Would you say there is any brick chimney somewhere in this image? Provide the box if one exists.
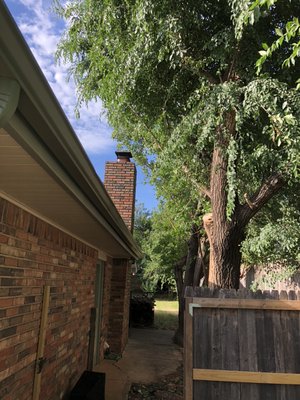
[104,151,136,232]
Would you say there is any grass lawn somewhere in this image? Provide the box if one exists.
[153,300,179,330]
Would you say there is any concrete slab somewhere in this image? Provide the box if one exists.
[95,328,182,400]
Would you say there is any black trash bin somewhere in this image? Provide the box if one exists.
[70,370,105,400]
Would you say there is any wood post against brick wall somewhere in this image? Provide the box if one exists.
[32,285,50,400]
[184,287,300,400]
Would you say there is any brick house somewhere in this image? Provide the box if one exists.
[0,3,141,400]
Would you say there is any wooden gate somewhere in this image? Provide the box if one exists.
[184,287,300,400]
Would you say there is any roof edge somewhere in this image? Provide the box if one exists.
[0,77,20,127]
[0,3,141,259]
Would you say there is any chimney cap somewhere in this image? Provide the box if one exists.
[115,151,133,161]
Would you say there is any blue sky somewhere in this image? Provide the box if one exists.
[5,0,158,211]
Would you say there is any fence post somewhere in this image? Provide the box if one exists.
[184,296,193,400]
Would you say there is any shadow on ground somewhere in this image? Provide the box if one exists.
[95,328,183,400]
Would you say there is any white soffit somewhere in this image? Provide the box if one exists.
[0,127,131,258]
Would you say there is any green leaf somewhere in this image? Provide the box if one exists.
[275,27,283,37]
[258,50,267,56]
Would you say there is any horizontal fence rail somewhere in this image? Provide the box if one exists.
[184,288,300,400]
[193,369,300,385]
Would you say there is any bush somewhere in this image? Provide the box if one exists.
[130,294,155,327]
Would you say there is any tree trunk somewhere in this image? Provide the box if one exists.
[193,237,209,287]
[174,225,199,346]
[205,217,245,288]
[205,110,285,289]
[183,224,199,287]
[207,110,241,288]
[173,256,186,347]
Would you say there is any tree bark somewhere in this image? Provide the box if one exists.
[208,220,245,288]
[205,110,285,289]
[173,255,186,347]
[207,110,240,288]
[183,224,199,287]
[193,237,209,287]
[174,225,199,346]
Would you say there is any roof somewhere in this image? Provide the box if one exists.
[0,2,141,259]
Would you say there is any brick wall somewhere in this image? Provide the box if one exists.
[104,153,136,232]
[107,259,131,354]
[104,152,136,354]
[99,259,112,360]
[0,198,106,400]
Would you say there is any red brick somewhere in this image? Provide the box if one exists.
[0,234,8,244]
[0,190,132,399]
[0,198,102,400]
[104,160,136,232]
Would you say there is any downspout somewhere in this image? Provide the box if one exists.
[0,77,20,127]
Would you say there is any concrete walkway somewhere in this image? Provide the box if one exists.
[95,328,182,400]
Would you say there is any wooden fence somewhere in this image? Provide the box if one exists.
[184,287,300,399]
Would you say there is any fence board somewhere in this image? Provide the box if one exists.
[189,298,300,310]
[210,308,221,400]
[261,311,277,399]
[184,288,300,400]
[222,308,240,399]
[238,293,259,400]
[273,308,286,398]
[184,296,193,400]
[193,308,211,399]
[193,369,300,384]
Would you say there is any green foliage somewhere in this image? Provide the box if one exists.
[256,18,300,73]
[56,0,300,280]
[130,294,155,326]
[243,0,300,81]
[56,0,300,189]
[133,202,188,293]
[133,203,152,250]
[133,203,152,286]
[243,189,300,289]
[141,202,189,292]
[242,193,300,268]
[250,265,297,291]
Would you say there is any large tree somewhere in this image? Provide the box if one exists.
[56,0,300,289]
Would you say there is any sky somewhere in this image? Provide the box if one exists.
[4,0,158,211]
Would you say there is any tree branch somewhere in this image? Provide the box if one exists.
[238,172,285,225]
[199,70,219,84]
[128,104,165,152]
[182,56,219,84]
[222,44,241,83]
[181,165,211,199]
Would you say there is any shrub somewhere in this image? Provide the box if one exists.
[130,294,155,327]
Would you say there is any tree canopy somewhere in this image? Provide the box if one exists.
[56,0,300,288]
[247,0,300,80]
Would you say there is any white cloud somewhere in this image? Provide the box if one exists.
[20,0,42,7]
[77,128,116,154]
[7,0,114,155]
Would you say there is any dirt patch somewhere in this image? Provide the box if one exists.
[128,364,183,400]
